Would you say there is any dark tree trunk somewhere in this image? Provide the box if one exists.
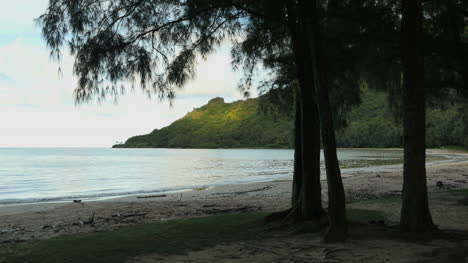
[299,0,348,242]
[299,69,324,220]
[400,0,434,234]
[286,0,324,221]
[291,96,303,206]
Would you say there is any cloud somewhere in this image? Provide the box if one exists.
[0,2,263,147]
[0,72,12,81]
[0,38,251,147]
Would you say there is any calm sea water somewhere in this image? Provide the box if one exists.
[0,148,402,205]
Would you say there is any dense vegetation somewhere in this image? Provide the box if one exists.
[114,89,466,149]
[336,88,467,148]
[113,97,293,149]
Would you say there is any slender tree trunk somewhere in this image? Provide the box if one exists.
[299,70,324,220]
[300,0,348,242]
[286,0,324,221]
[400,0,434,234]
[291,96,303,206]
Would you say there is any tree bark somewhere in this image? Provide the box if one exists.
[399,0,435,234]
[291,96,303,207]
[299,0,348,242]
[286,0,324,221]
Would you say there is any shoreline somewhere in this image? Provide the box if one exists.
[0,149,467,242]
[1,149,467,262]
[1,149,466,217]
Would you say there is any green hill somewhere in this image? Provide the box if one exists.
[113,97,294,148]
[114,90,466,149]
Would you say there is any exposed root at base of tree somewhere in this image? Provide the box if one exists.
[264,207,330,238]
[323,224,348,243]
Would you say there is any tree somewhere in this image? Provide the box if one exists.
[399,0,435,234]
[285,0,324,221]
[37,0,244,103]
[298,0,348,242]
[38,0,328,224]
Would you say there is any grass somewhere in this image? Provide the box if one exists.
[429,188,468,202]
[2,189,466,263]
[347,208,387,223]
[440,145,468,153]
[339,154,448,169]
[0,208,389,263]
[339,159,403,169]
[192,186,209,191]
[0,213,266,263]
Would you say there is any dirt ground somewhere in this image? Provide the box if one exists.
[1,149,468,262]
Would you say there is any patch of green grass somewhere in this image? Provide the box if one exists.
[347,208,387,223]
[339,154,448,169]
[340,159,404,169]
[192,186,209,191]
[429,188,468,201]
[0,213,266,263]
[356,195,401,205]
[440,145,468,153]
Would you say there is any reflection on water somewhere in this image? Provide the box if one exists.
[0,148,403,205]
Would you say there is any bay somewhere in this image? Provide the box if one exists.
[0,148,402,205]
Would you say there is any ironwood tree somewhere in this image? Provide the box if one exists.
[399,0,435,234]
[37,0,336,237]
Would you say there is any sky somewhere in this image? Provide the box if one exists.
[0,0,257,147]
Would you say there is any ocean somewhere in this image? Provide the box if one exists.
[0,148,402,205]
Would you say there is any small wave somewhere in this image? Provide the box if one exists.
[0,186,194,206]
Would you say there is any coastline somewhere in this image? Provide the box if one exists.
[1,149,467,263]
[1,149,466,217]
[0,148,460,211]
[0,150,467,238]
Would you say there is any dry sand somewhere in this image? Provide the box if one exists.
[1,149,468,262]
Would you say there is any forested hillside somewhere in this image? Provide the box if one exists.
[113,97,294,148]
[114,89,466,149]
[335,89,466,148]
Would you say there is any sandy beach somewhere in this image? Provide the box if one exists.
[1,149,468,262]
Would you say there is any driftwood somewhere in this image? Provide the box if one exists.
[202,206,257,214]
[83,211,95,224]
[112,212,147,218]
[211,186,272,196]
[137,194,166,199]
[202,204,222,208]
[73,211,95,226]
[239,242,305,263]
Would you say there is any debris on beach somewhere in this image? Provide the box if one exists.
[137,194,167,199]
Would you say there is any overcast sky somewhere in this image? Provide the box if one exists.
[0,0,256,147]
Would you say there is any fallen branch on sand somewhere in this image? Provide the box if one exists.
[112,212,147,218]
[211,186,272,196]
[73,211,95,226]
[201,206,259,214]
[137,194,166,199]
[239,242,312,263]
[83,211,95,224]
[202,204,223,208]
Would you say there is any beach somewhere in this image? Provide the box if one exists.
[1,149,468,262]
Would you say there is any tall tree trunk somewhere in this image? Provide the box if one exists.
[299,70,324,220]
[291,95,302,206]
[400,0,434,234]
[286,0,324,221]
[300,0,348,242]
